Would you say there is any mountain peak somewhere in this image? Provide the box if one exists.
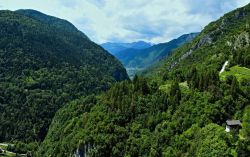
[15,9,89,39]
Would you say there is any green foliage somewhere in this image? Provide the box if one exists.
[6,141,38,155]
[220,66,250,82]
[169,81,181,108]
[238,105,250,156]
[0,10,128,142]
[2,2,250,157]
[37,3,250,156]
[193,124,232,157]
[241,106,250,140]
[187,67,220,91]
[38,78,170,156]
[39,71,250,156]
[142,3,250,82]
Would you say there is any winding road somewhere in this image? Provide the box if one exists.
[0,143,26,156]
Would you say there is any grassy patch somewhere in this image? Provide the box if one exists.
[159,83,172,93]
[159,81,189,94]
[220,66,250,82]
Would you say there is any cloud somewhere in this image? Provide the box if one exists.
[86,0,106,8]
[0,0,249,43]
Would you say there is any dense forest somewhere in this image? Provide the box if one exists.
[38,72,250,156]
[37,3,250,157]
[0,2,250,157]
[0,10,128,145]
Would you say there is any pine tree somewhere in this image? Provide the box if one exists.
[244,55,250,68]
[169,81,181,109]
[231,76,239,98]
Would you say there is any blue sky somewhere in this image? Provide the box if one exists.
[0,0,249,44]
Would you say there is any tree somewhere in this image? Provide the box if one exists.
[241,106,250,140]
[231,76,239,98]
[244,55,250,68]
[238,106,250,156]
[194,124,231,157]
[169,81,181,109]
[133,76,150,95]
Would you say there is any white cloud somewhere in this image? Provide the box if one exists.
[0,0,249,43]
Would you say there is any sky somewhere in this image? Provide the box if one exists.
[0,0,249,44]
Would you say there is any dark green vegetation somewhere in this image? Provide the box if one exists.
[39,3,250,157]
[39,72,250,156]
[0,9,128,145]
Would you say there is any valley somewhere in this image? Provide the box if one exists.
[102,33,198,77]
[0,1,250,157]
[126,67,144,79]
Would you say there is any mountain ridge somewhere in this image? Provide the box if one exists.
[101,41,152,55]
[38,3,250,157]
[142,2,250,78]
[119,32,198,68]
[15,9,89,40]
[0,9,128,143]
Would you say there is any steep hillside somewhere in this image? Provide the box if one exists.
[38,3,250,157]
[16,9,89,40]
[101,41,152,55]
[116,33,198,69]
[0,10,128,143]
[142,4,250,79]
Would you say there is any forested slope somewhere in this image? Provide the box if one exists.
[0,10,128,144]
[142,3,250,79]
[39,3,250,157]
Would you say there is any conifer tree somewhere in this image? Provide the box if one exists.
[169,81,181,109]
[231,76,239,98]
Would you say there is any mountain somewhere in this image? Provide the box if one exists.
[38,3,250,157]
[101,41,152,55]
[142,4,250,79]
[0,9,128,143]
[16,9,89,40]
[116,33,198,69]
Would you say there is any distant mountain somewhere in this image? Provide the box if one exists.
[116,33,199,69]
[0,10,128,142]
[101,41,152,55]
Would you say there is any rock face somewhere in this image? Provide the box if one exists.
[144,3,250,77]
[234,32,250,49]
[74,143,94,157]
[167,8,250,71]
[74,148,82,157]
[169,33,212,70]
